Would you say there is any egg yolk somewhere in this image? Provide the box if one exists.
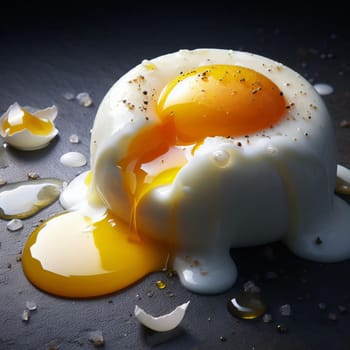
[157,65,286,143]
[2,107,54,136]
[22,64,286,298]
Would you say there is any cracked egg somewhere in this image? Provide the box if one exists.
[21,48,350,298]
[0,102,59,150]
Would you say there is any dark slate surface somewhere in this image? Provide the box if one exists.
[0,3,350,350]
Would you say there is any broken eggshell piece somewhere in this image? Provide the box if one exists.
[134,301,190,332]
[0,102,59,150]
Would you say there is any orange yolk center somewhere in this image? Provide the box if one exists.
[157,64,286,142]
[2,107,54,136]
[22,64,286,298]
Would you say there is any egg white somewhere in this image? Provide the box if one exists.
[69,48,350,294]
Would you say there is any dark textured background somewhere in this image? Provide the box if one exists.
[1,2,350,349]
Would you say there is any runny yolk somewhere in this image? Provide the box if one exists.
[2,107,54,136]
[21,64,286,298]
[22,210,169,298]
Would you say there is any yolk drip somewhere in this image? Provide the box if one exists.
[22,210,169,298]
[157,65,286,142]
[22,64,286,298]
[2,107,54,136]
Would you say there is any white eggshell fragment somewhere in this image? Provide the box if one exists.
[134,301,190,332]
[0,102,59,150]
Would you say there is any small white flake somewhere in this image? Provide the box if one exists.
[21,309,30,322]
[25,301,37,311]
[88,330,104,347]
[280,304,292,316]
[63,92,75,100]
[7,219,23,231]
[313,83,334,96]
[27,171,40,180]
[0,176,7,185]
[69,134,80,144]
[76,92,93,107]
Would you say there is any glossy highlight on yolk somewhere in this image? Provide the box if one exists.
[2,107,54,136]
[22,210,169,298]
[157,65,286,142]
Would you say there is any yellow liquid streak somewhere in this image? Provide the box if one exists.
[2,108,54,136]
[130,167,182,247]
[22,210,169,298]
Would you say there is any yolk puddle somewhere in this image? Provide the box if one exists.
[22,64,286,298]
[2,107,54,136]
[22,210,169,298]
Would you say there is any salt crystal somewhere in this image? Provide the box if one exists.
[279,304,292,316]
[21,309,30,322]
[63,92,75,100]
[27,171,40,180]
[276,324,288,333]
[76,92,93,107]
[7,219,23,231]
[69,134,80,144]
[60,151,87,167]
[0,176,7,185]
[25,301,37,311]
[313,83,334,96]
[88,330,104,347]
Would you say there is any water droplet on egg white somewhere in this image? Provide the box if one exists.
[313,83,334,96]
[60,151,87,167]
[212,150,230,167]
